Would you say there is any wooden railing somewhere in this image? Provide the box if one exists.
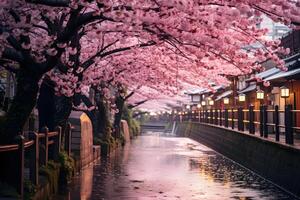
[178,104,300,146]
[0,123,73,198]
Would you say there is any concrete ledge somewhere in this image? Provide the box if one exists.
[176,122,300,197]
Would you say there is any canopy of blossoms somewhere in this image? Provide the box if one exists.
[1,0,300,112]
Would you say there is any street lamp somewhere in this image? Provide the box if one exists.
[280,86,290,98]
[209,99,214,106]
[238,93,246,102]
[197,103,201,109]
[201,100,206,106]
[256,89,264,100]
[186,104,191,110]
[223,97,229,105]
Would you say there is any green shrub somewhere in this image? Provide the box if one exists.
[131,119,140,136]
[94,135,115,146]
[122,106,141,137]
[93,137,104,145]
[24,180,36,199]
[120,133,125,146]
[58,152,75,185]
[39,160,60,194]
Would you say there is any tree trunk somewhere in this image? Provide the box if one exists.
[85,110,97,136]
[0,70,40,144]
[53,95,73,150]
[37,78,56,131]
[113,95,124,139]
[54,95,73,128]
[95,97,111,139]
[0,69,41,193]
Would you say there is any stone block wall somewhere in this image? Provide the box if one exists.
[176,122,300,196]
[69,111,94,168]
[121,120,130,143]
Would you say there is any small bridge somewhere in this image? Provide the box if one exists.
[140,122,168,133]
[140,122,178,135]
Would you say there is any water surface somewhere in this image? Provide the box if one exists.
[56,132,298,200]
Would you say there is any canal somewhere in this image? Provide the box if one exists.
[56,132,298,200]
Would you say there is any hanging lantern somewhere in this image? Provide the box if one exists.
[238,93,246,102]
[197,103,201,109]
[280,86,290,98]
[223,97,229,105]
[186,105,191,109]
[256,89,264,100]
[201,100,206,106]
[209,100,214,106]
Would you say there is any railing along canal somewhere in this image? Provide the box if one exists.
[0,123,73,198]
[178,105,300,146]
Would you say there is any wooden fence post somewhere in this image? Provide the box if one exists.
[238,107,244,131]
[231,108,235,129]
[219,109,222,126]
[210,109,213,124]
[263,105,268,138]
[29,132,39,186]
[249,105,255,134]
[274,105,280,141]
[65,123,72,156]
[285,104,293,145]
[40,127,49,166]
[16,135,25,198]
[259,105,264,137]
[53,126,62,161]
[224,109,229,128]
[199,110,201,122]
[214,110,218,125]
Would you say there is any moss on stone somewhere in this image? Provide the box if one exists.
[58,151,75,185]
[39,160,60,195]
[122,106,141,137]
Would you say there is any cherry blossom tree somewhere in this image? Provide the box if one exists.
[1,0,300,144]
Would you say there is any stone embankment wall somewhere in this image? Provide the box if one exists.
[121,120,130,143]
[69,111,99,168]
[176,122,300,197]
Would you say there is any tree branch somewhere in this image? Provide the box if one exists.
[128,99,148,109]
[124,91,135,101]
[81,39,119,70]
[25,0,70,7]
[2,48,24,63]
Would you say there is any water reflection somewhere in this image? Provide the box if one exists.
[80,162,93,200]
[56,133,298,200]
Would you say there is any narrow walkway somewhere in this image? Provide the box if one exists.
[56,133,298,200]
